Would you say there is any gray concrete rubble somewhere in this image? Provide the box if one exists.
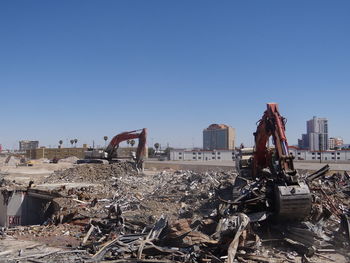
[0,162,349,262]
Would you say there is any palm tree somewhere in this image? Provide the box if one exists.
[130,139,135,147]
[58,140,63,149]
[103,136,108,148]
[74,139,78,148]
[154,143,160,153]
[70,139,74,148]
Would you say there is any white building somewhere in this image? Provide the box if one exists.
[289,146,350,162]
[170,149,235,161]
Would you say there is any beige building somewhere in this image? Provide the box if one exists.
[26,147,88,160]
[329,137,344,150]
[203,124,235,150]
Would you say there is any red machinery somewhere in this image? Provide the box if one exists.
[83,128,147,170]
[105,128,147,166]
[252,103,311,219]
[253,103,297,182]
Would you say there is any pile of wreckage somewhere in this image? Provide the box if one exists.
[0,163,349,262]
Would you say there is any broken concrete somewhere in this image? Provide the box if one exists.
[0,162,349,262]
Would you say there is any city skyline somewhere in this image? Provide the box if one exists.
[2,113,347,151]
[1,1,349,149]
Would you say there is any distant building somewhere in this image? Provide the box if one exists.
[298,116,328,151]
[289,146,350,162]
[170,149,235,161]
[298,134,309,149]
[26,146,87,160]
[19,140,39,151]
[203,124,235,150]
[27,146,147,160]
[329,137,344,150]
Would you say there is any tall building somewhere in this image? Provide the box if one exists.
[298,134,309,149]
[19,140,39,151]
[298,116,328,151]
[203,124,235,150]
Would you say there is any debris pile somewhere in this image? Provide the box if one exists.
[0,163,349,262]
[35,158,50,163]
[57,156,80,164]
[0,155,21,166]
[43,162,138,184]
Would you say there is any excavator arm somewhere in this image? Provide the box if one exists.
[251,103,311,219]
[253,103,297,182]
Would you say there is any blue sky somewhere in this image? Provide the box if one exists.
[1,1,349,149]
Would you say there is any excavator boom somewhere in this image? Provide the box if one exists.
[251,103,311,220]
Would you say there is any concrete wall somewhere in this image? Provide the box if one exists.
[26,147,87,160]
[0,190,25,227]
[0,190,53,227]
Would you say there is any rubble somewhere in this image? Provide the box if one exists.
[57,156,80,164]
[42,162,138,184]
[307,164,330,182]
[0,156,21,166]
[0,163,349,262]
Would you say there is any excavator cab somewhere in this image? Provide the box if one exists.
[235,147,254,179]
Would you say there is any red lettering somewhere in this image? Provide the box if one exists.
[8,216,20,226]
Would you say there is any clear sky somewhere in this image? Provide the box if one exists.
[1,1,349,149]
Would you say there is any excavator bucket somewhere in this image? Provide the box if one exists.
[275,182,312,220]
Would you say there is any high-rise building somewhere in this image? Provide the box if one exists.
[203,124,235,150]
[19,140,39,151]
[298,134,309,149]
[298,116,328,151]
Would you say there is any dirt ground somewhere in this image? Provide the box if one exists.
[0,162,74,184]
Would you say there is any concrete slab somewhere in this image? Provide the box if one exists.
[0,190,54,227]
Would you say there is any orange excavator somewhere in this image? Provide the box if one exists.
[105,128,147,165]
[251,103,311,219]
[82,128,147,170]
